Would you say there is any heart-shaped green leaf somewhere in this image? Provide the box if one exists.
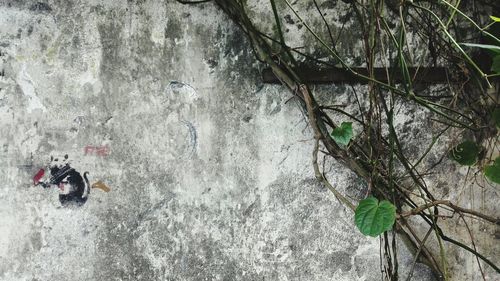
[355,197,396,237]
[331,122,353,146]
[450,141,480,166]
[484,157,500,184]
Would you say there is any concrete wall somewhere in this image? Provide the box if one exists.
[0,0,479,280]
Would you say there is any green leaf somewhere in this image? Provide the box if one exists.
[450,141,480,166]
[492,108,500,128]
[484,157,500,184]
[492,55,500,74]
[491,16,500,22]
[461,43,500,55]
[331,122,353,146]
[355,197,396,237]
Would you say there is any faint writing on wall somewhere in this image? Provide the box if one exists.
[84,145,109,156]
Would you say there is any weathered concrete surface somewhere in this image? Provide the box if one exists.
[0,0,458,280]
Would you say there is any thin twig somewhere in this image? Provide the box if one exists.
[399,200,499,225]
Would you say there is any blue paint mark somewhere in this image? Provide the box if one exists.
[182,120,197,156]
[167,81,196,92]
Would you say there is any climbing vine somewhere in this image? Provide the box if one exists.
[177,0,499,280]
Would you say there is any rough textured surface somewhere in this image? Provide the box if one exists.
[0,1,492,280]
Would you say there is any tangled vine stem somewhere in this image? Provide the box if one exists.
[398,200,499,224]
[177,0,499,280]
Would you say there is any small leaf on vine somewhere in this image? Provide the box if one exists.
[450,141,480,166]
[492,108,500,128]
[490,15,500,22]
[461,43,500,55]
[484,157,500,184]
[331,122,353,146]
[354,197,396,237]
[492,55,500,74]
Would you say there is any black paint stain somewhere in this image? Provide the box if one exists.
[284,15,295,25]
[29,2,52,13]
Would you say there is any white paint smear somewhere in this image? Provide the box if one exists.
[17,64,46,113]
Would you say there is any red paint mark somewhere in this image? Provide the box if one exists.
[96,146,109,156]
[84,145,109,156]
[33,169,45,185]
[84,145,94,155]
